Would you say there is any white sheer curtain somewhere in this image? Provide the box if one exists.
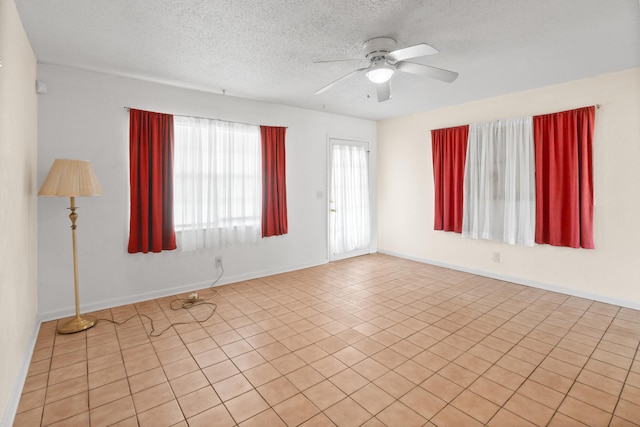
[330,143,371,256]
[173,116,261,250]
[462,117,536,246]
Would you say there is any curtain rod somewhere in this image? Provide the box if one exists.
[123,107,287,129]
[431,104,600,133]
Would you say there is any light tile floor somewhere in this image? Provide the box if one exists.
[14,253,640,426]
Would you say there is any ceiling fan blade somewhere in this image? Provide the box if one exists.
[376,80,391,102]
[387,43,439,62]
[397,61,459,83]
[315,67,368,95]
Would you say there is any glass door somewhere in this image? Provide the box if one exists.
[329,139,371,260]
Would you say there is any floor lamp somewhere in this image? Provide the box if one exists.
[39,159,103,334]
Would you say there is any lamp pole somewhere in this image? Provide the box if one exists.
[57,196,96,334]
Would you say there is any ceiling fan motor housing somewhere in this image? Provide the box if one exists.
[363,37,397,62]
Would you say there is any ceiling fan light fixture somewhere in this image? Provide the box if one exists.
[366,63,395,84]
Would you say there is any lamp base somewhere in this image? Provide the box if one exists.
[57,315,97,334]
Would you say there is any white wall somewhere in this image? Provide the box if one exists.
[377,68,640,309]
[0,0,39,423]
[37,64,377,319]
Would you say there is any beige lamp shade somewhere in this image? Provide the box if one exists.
[39,159,103,197]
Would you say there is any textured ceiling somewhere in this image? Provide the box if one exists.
[15,0,640,121]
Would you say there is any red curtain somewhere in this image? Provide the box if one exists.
[533,106,595,249]
[128,109,177,253]
[431,125,469,233]
[260,126,288,237]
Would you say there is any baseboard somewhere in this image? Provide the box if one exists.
[38,258,330,322]
[378,250,640,311]
[38,249,640,321]
[1,319,41,427]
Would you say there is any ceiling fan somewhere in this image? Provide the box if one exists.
[315,37,458,102]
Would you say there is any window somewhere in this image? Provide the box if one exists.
[432,106,594,249]
[173,116,261,250]
[462,117,536,246]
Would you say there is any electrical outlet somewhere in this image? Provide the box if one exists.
[215,256,223,268]
[492,252,501,263]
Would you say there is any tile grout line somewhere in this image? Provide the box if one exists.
[604,314,640,426]
[431,283,566,425]
[531,301,619,426]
